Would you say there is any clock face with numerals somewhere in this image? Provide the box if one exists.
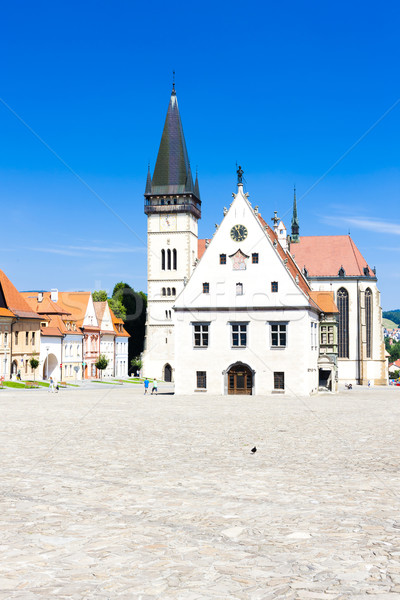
[160,214,177,231]
[230,224,248,242]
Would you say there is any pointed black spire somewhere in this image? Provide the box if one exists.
[291,186,300,243]
[144,163,152,195]
[185,162,194,193]
[151,89,196,197]
[194,168,200,200]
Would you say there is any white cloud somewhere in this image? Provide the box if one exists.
[323,215,400,235]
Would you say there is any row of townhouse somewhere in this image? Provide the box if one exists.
[0,269,130,381]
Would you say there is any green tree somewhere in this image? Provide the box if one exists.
[112,282,147,368]
[29,355,39,382]
[383,310,400,327]
[108,296,126,320]
[389,342,400,362]
[95,354,109,379]
[389,370,400,380]
[92,290,108,302]
[130,356,143,376]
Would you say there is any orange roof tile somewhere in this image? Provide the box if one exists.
[291,236,374,277]
[309,291,339,313]
[0,307,15,317]
[109,307,130,337]
[0,270,41,319]
[21,292,71,316]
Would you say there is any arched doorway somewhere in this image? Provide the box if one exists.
[164,363,172,382]
[227,363,253,395]
[43,353,59,379]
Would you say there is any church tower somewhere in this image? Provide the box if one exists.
[142,85,201,382]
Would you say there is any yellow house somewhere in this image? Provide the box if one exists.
[0,270,42,380]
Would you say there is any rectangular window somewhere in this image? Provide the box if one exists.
[203,282,209,294]
[271,281,278,293]
[321,326,327,344]
[196,371,207,389]
[193,323,209,347]
[236,282,243,295]
[271,323,287,347]
[274,371,285,390]
[328,326,334,344]
[26,332,29,345]
[15,331,18,344]
[220,254,226,265]
[31,332,35,345]
[252,253,259,264]
[231,323,247,347]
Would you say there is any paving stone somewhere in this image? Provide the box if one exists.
[0,385,400,597]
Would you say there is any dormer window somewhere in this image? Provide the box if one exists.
[338,266,345,277]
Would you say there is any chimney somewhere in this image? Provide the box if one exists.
[50,289,58,302]
[38,292,43,303]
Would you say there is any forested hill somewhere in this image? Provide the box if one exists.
[383,310,400,327]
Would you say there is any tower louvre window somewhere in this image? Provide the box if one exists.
[337,287,349,358]
[161,249,165,270]
[167,249,171,270]
[173,249,177,270]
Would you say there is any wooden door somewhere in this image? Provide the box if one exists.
[228,365,252,395]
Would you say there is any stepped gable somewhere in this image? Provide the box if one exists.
[292,235,374,277]
[0,270,41,319]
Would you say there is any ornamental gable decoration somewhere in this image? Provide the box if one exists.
[229,249,249,270]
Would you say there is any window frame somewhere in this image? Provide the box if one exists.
[274,371,285,390]
[196,371,207,389]
[270,322,287,348]
[231,322,248,348]
[192,322,210,348]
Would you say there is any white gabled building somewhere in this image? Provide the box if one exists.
[94,301,116,378]
[174,181,322,396]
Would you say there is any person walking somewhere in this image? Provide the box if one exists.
[144,377,149,394]
[48,377,54,393]
[151,379,158,395]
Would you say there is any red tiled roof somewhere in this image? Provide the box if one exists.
[109,307,130,337]
[309,291,339,313]
[41,326,63,337]
[291,235,374,277]
[389,359,400,368]
[0,307,15,317]
[0,270,41,319]
[21,292,71,316]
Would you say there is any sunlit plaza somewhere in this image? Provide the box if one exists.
[1,384,400,598]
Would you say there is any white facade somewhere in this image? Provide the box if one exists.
[0,319,12,380]
[174,184,321,396]
[62,334,83,380]
[114,336,129,377]
[41,336,62,382]
[143,210,199,381]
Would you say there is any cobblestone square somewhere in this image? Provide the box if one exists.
[1,385,400,599]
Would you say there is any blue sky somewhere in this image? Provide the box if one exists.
[0,1,399,308]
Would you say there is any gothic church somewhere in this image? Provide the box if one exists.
[141,86,387,394]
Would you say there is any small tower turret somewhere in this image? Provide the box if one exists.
[291,186,300,243]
